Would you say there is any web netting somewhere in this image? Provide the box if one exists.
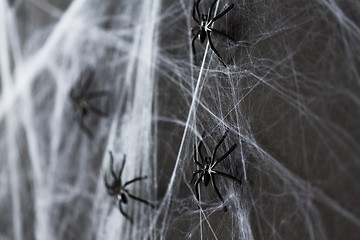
[1,0,360,239]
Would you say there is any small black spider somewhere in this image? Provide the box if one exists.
[104,152,154,223]
[190,130,241,212]
[70,69,109,139]
[192,0,235,66]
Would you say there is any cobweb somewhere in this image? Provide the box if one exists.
[1,0,360,239]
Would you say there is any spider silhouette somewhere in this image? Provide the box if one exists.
[70,69,109,139]
[192,0,235,65]
[190,130,241,212]
[104,152,154,223]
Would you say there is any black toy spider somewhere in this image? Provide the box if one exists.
[191,130,241,212]
[70,69,109,139]
[104,152,154,223]
[192,0,235,65]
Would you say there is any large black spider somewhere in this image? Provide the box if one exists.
[192,0,235,66]
[190,130,241,212]
[104,152,154,223]
[70,69,109,139]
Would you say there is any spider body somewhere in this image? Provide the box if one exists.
[199,14,209,43]
[104,152,154,223]
[70,69,110,139]
[200,157,214,186]
[70,93,89,117]
[191,130,241,212]
[192,0,235,65]
[105,176,127,203]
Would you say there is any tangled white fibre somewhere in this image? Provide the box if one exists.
[1,0,360,239]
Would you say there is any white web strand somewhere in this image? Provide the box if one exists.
[1,0,360,239]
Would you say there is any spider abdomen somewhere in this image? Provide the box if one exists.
[200,30,207,43]
[120,193,128,204]
[203,172,210,186]
[81,107,88,116]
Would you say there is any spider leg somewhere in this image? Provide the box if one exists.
[194,174,203,201]
[193,144,202,167]
[104,173,111,192]
[208,0,218,19]
[88,103,108,117]
[191,26,200,35]
[215,170,242,185]
[210,4,234,24]
[192,0,200,23]
[211,175,227,212]
[190,170,202,184]
[210,28,235,41]
[124,176,148,187]
[126,191,154,208]
[118,202,133,224]
[104,174,109,187]
[81,69,95,92]
[213,143,237,168]
[197,138,206,164]
[87,90,110,100]
[211,130,228,165]
[69,88,78,102]
[76,116,93,139]
[207,31,226,66]
[118,155,126,180]
[195,0,201,20]
[192,30,200,62]
[109,151,118,180]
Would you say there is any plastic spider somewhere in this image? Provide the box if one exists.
[70,69,109,139]
[192,0,235,65]
[104,152,154,223]
[191,130,241,212]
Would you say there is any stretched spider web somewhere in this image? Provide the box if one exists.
[0,0,360,239]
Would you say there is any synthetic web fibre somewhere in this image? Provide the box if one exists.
[0,0,360,239]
